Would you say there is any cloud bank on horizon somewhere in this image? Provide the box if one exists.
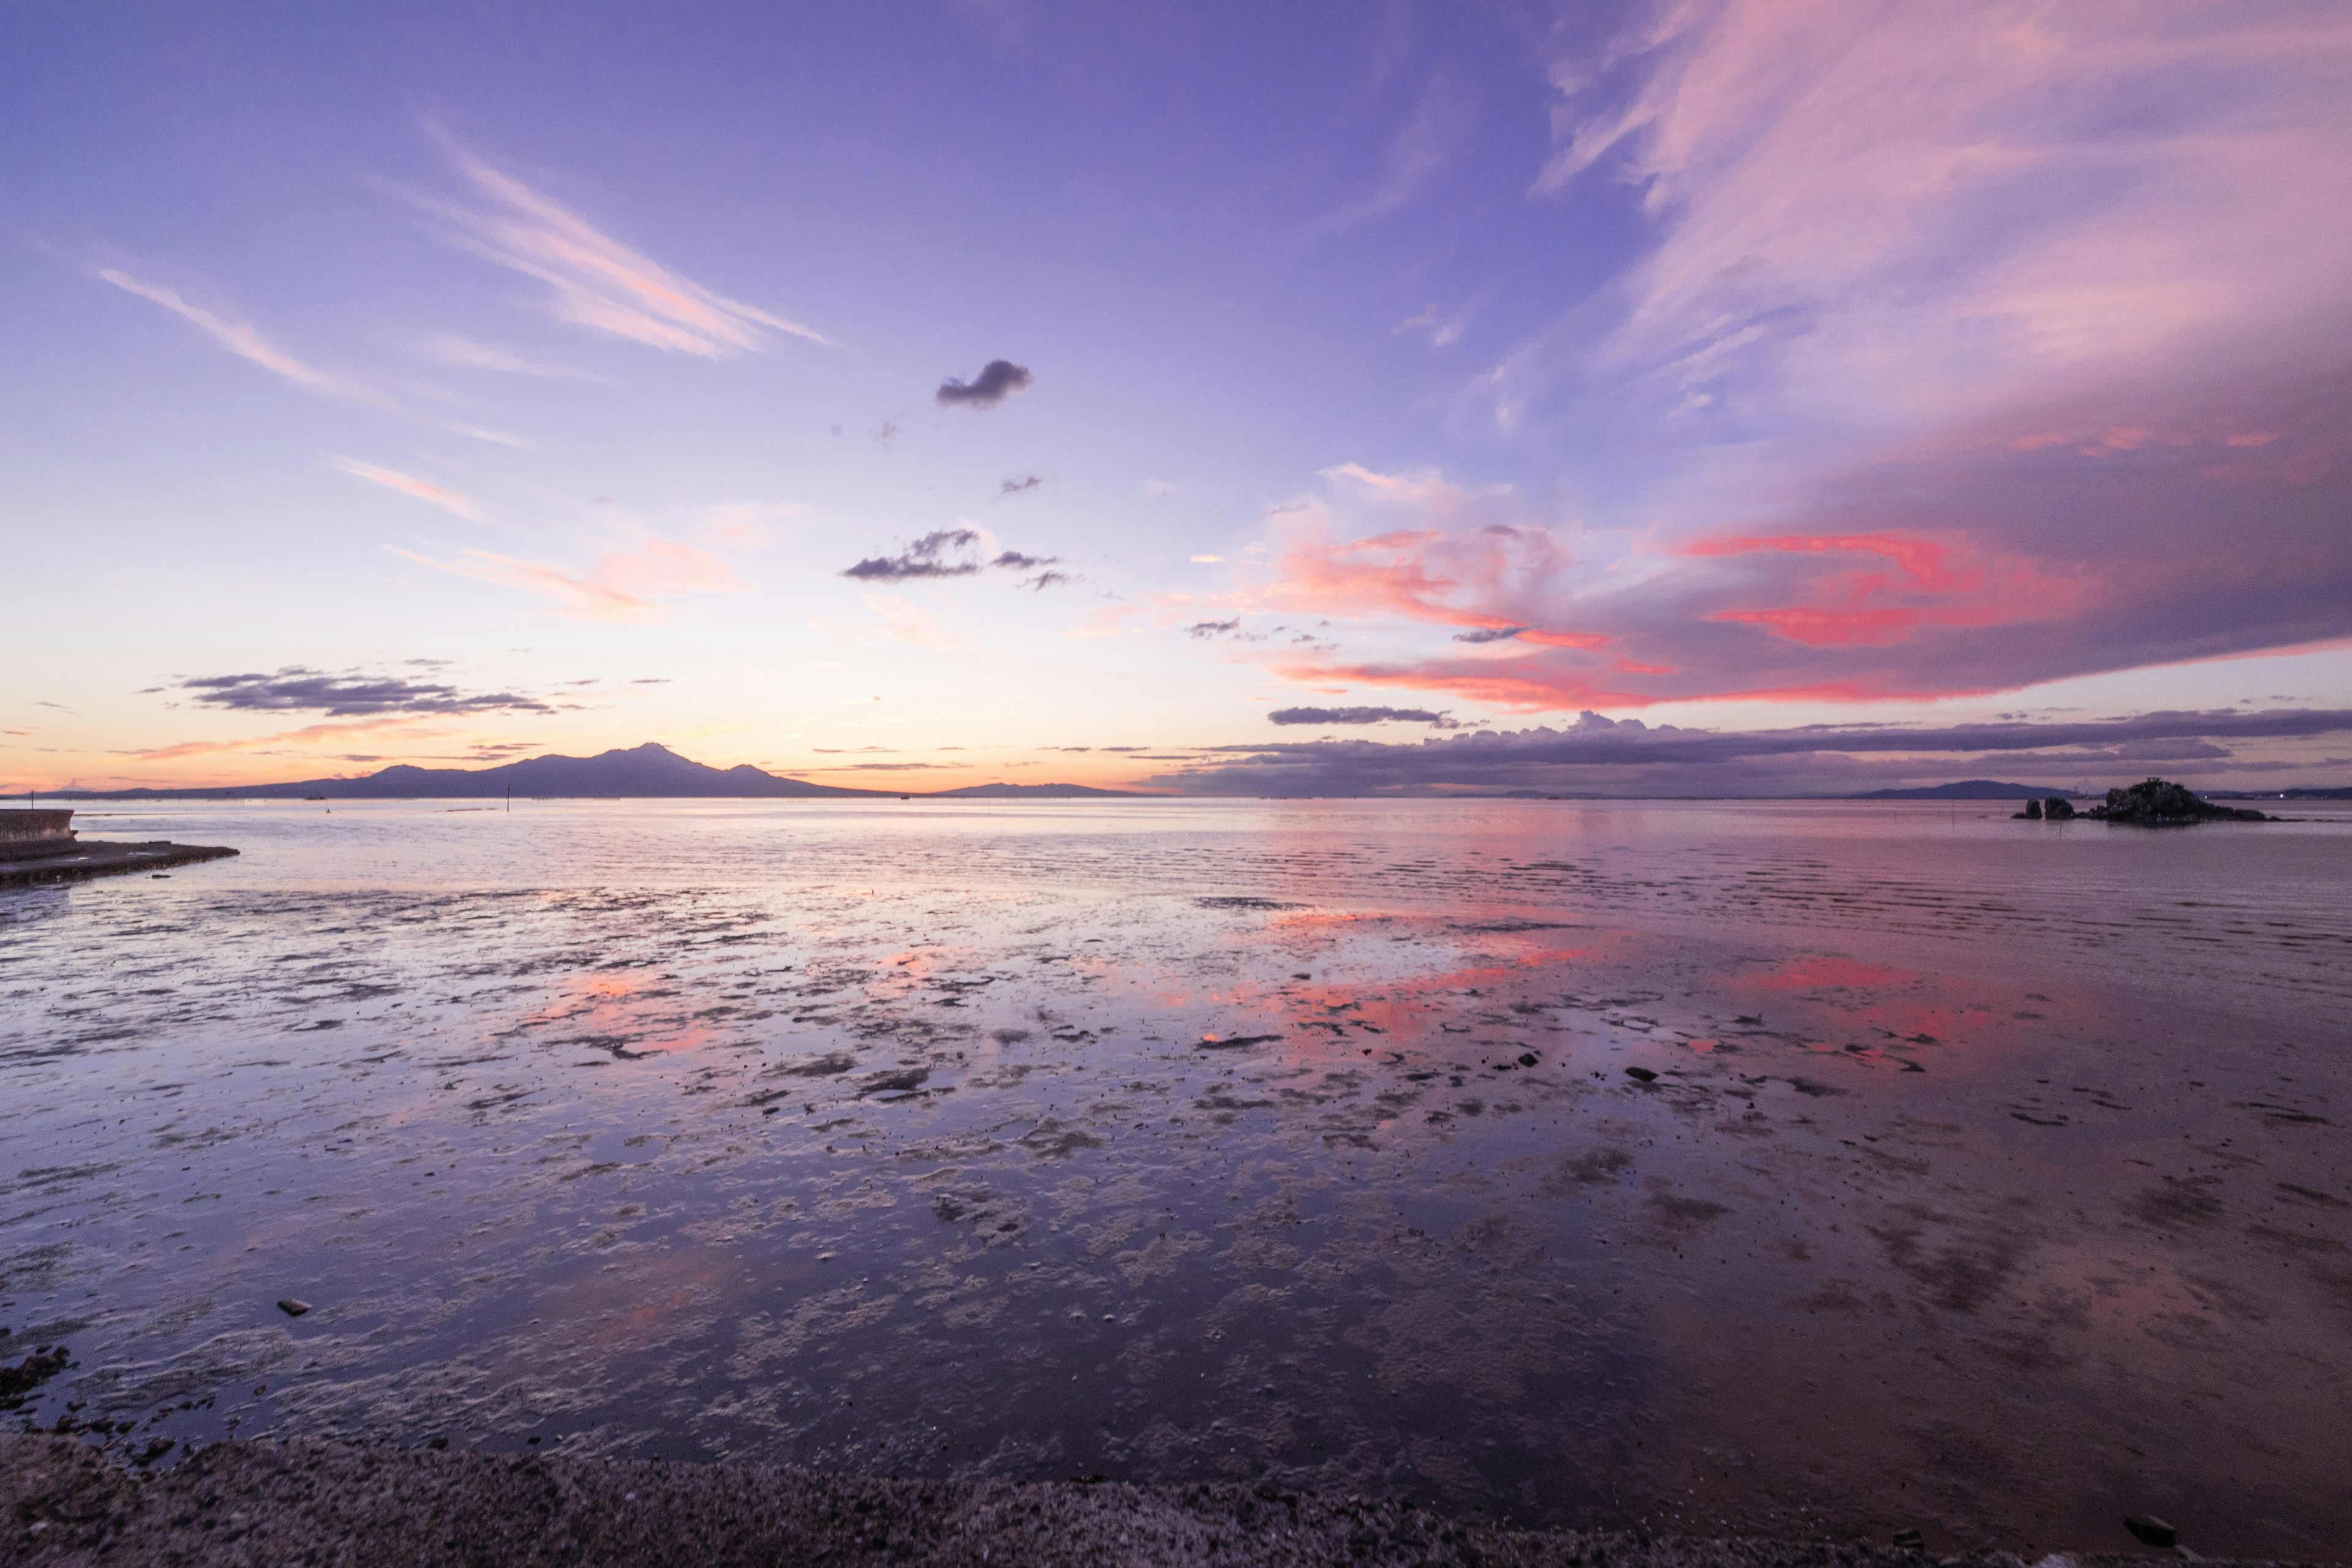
[4,0,2347,792]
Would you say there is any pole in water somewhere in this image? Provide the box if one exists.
[505,784,511,813]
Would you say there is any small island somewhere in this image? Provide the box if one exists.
[2018,777,2270,826]
[0,809,238,888]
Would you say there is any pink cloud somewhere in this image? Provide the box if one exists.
[416,130,827,357]
[1528,1,2352,440]
[393,536,745,623]
[332,458,481,520]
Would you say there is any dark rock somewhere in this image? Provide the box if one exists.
[2125,1514,2179,1547]
[1517,1052,1540,1068]
[0,1345,70,1411]
[2087,778,2268,825]
[2016,799,2043,820]
[1624,1066,1659,1083]
[276,1300,311,1317]
[1891,1529,1924,1549]
[2043,797,2075,820]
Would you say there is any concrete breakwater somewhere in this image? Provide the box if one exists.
[0,809,236,888]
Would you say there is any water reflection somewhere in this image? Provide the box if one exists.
[1,800,2347,1556]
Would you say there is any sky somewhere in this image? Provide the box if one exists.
[6,0,2350,797]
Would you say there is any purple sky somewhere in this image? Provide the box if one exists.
[6,1,2349,796]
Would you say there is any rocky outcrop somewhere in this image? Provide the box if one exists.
[2011,797,2075,820]
[2084,777,2269,824]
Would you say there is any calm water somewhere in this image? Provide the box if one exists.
[4,799,2348,1555]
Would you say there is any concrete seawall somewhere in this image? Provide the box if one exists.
[0,810,236,888]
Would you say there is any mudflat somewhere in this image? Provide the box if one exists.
[2,799,2345,1560]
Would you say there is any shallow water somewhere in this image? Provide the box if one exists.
[3,799,2348,1556]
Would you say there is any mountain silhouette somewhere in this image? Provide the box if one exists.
[44,744,1145,801]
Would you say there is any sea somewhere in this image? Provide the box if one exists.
[3,797,2348,1556]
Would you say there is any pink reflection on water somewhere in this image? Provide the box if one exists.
[511,972,715,1057]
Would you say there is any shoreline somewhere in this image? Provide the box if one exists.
[1,1434,2298,1567]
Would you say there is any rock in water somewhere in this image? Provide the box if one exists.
[2016,799,2044,820]
[276,1299,311,1317]
[2124,1514,2179,1547]
[2045,797,2075,820]
[1624,1066,1659,1082]
[2086,778,2268,824]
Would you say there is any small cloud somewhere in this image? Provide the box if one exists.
[332,457,482,520]
[873,418,902,448]
[991,550,1055,570]
[997,473,1044,499]
[843,529,984,581]
[936,359,1033,409]
[1188,619,1243,640]
[631,677,670,684]
[1268,706,1458,728]
[1452,625,1529,644]
[1022,570,1072,592]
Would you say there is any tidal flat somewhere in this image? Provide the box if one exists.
[2,799,2346,1558]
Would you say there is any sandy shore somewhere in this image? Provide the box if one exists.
[1,1434,2289,1568]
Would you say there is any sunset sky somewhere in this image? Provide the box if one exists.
[7,0,2350,796]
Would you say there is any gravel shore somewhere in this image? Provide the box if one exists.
[1,1436,2312,1568]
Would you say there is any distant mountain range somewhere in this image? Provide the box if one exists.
[39,744,1148,801]
[1849,780,2076,800]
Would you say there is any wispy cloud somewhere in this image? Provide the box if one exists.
[862,593,968,649]
[422,333,599,380]
[97,268,379,404]
[415,130,828,356]
[122,715,454,764]
[1304,72,1478,241]
[332,458,482,520]
[94,266,522,444]
[393,535,745,623]
[1523,1,2352,439]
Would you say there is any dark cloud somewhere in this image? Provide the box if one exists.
[1188,619,1242,639]
[935,360,1034,409]
[997,473,1043,499]
[843,529,984,581]
[1452,626,1528,644]
[1269,706,1458,727]
[175,666,554,718]
[1150,707,2352,797]
[992,551,1056,570]
[1022,570,1073,592]
[630,677,671,684]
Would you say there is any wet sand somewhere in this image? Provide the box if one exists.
[2,799,2346,1559]
[1,1431,2318,1567]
